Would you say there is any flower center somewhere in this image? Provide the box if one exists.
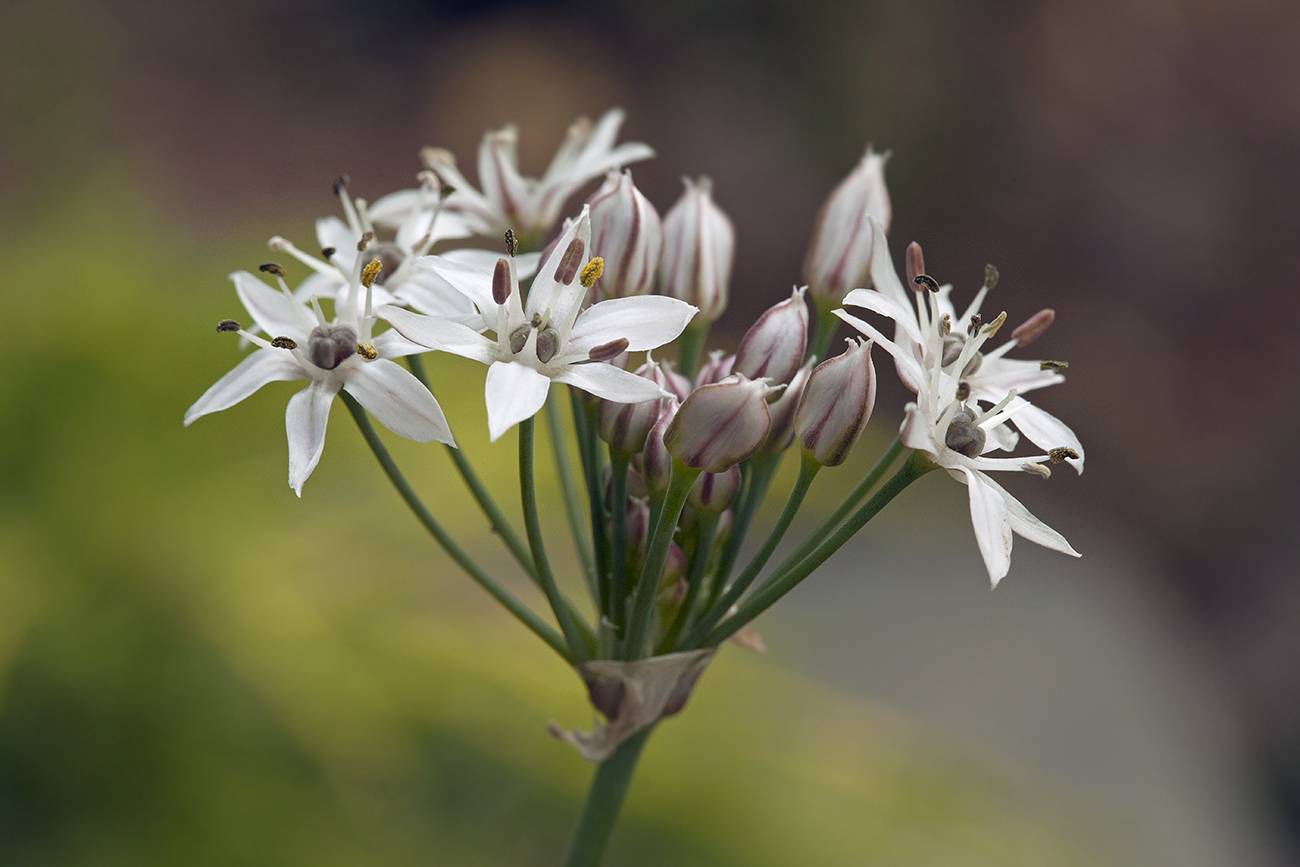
[308,324,358,370]
[944,405,986,457]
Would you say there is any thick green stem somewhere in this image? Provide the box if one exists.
[546,391,598,603]
[571,392,609,584]
[704,451,931,646]
[607,450,632,647]
[341,392,571,661]
[623,459,700,659]
[704,453,782,612]
[684,451,821,648]
[519,417,590,662]
[561,727,654,867]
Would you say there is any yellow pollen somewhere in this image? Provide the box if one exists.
[360,258,383,288]
[356,343,378,360]
[579,257,604,289]
[1040,360,1070,372]
[982,311,1007,340]
[259,262,286,278]
[271,336,298,350]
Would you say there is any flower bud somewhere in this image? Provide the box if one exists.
[733,286,809,387]
[803,147,891,302]
[795,338,877,466]
[693,350,735,389]
[658,360,693,402]
[587,170,664,299]
[660,177,735,322]
[761,358,813,455]
[688,464,742,514]
[598,358,668,453]
[664,374,782,473]
[641,399,679,498]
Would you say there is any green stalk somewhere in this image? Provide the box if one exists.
[519,417,590,662]
[623,459,700,659]
[404,354,539,583]
[684,451,820,648]
[571,392,610,583]
[546,391,598,603]
[607,450,632,646]
[675,320,710,381]
[341,392,570,661]
[659,511,719,654]
[703,451,932,646]
[561,727,654,867]
[704,453,781,610]
[808,294,841,364]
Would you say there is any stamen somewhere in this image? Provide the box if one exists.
[554,237,586,285]
[420,147,456,172]
[356,230,374,252]
[356,343,378,360]
[579,257,604,289]
[1022,462,1051,479]
[905,242,926,288]
[321,246,337,259]
[1049,447,1079,463]
[967,313,983,337]
[492,258,511,305]
[913,274,940,293]
[216,319,241,333]
[1011,308,1055,347]
[981,311,1007,340]
[360,257,383,289]
[939,313,951,337]
[259,262,287,278]
[971,388,1017,427]
[586,337,629,363]
[271,336,299,350]
[1040,360,1069,372]
[956,381,971,401]
[333,174,349,196]
[504,229,518,258]
[984,264,999,290]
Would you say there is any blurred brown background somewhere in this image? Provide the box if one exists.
[3,0,1298,863]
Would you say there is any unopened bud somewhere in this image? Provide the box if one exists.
[688,464,742,515]
[1011,308,1055,347]
[803,147,891,301]
[660,177,734,322]
[588,170,664,298]
[795,338,876,466]
[762,359,813,455]
[693,350,735,389]
[599,359,667,454]
[733,286,809,387]
[664,374,781,473]
[641,399,679,497]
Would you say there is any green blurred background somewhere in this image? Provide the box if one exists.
[3,0,1298,864]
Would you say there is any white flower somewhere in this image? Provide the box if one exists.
[379,206,697,442]
[416,108,654,244]
[265,173,539,327]
[839,218,1084,472]
[184,257,455,496]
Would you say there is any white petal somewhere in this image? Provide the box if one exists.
[342,359,455,446]
[977,472,1080,558]
[867,218,911,311]
[184,350,305,426]
[835,310,927,393]
[231,271,312,337]
[378,305,495,363]
[391,270,480,319]
[292,270,346,306]
[484,361,551,442]
[371,327,434,359]
[418,254,498,313]
[441,247,541,279]
[841,287,923,347]
[1001,398,1085,473]
[316,215,357,260]
[555,362,668,404]
[286,380,338,497]
[526,208,591,323]
[566,296,697,353]
[899,403,934,453]
[959,467,1012,586]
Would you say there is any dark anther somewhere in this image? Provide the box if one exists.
[504,229,518,257]
[554,238,585,285]
[216,319,241,333]
[956,381,971,401]
[271,336,298,350]
[913,274,940,293]
[321,246,337,259]
[332,174,350,196]
[1040,360,1069,372]
[984,264,1000,290]
[967,313,983,337]
[356,230,374,252]
[1049,447,1079,463]
[259,262,287,277]
[587,337,629,363]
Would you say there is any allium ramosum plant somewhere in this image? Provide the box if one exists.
[186,108,1084,866]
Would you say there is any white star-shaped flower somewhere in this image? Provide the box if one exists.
[185,255,454,496]
[410,108,654,244]
[265,173,539,328]
[379,206,697,442]
[839,218,1084,473]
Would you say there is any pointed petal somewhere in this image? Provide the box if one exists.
[899,402,934,453]
[286,380,338,497]
[977,472,1080,558]
[835,310,927,392]
[841,287,923,347]
[231,271,313,337]
[566,296,697,353]
[526,208,591,323]
[343,359,455,445]
[292,270,346,306]
[316,215,357,261]
[484,361,551,441]
[417,254,498,314]
[555,362,668,404]
[378,305,496,363]
[959,467,1012,586]
[184,350,305,426]
[867,217,911,310]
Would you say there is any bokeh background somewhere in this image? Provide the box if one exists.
[3,0,1298,863]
